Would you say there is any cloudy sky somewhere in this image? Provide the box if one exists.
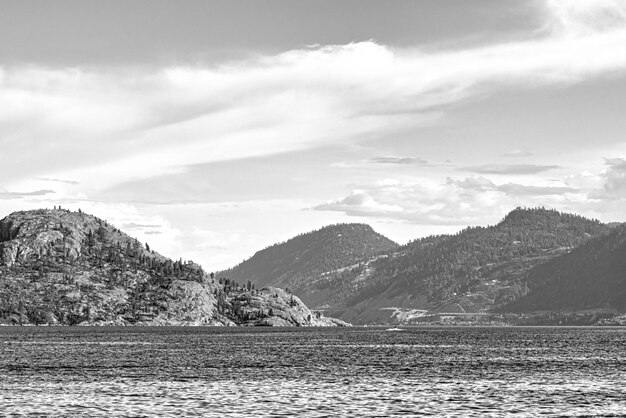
[2,0,626,270]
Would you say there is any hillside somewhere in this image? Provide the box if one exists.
[503,225,626,313]
[0,209,348,327]
[219,223,398,306]
[325,208,611,324]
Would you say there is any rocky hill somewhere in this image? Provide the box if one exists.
[0,209,349,327]
[219,223,398,307]
[502,224,626,314]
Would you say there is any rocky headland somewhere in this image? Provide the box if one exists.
[0,209,350,327]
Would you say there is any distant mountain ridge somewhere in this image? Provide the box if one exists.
[0,209,348,327]
[219,223,398,302]
[219,207,615,325]
[331,207,611,323]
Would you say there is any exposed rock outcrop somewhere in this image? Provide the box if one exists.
[234,287,351,327]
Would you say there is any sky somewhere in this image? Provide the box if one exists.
[2,0,626,270]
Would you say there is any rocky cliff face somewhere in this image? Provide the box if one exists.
[0,209,349,327]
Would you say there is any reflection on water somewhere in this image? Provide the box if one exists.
[1,327,625,416]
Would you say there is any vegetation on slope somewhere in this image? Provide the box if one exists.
[503,224,626,313]
[220,223,398,293]
[340,208,610,318]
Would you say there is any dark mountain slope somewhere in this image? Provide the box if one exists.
[220,223,398,302]
[0,209,347,326]
[503,225,626,313]
[330,208,610,324]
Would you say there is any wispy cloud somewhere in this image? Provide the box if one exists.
[1,1,625,191]
[37,177,80,185]
[544,0,626,36]
[0,189,55,199]
[122,222,163,230]
[496,183,577,196]
[371,156,429,165]
[502,150,534,158]
[461,164,560,175]
[447,177,578,196]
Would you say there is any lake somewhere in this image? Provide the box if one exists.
[1,326,625,416]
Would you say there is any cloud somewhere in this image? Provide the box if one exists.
[502,150,534,158]
[313,177,500,225]
[315,190,404,218]
[1,0,626,192]
[496,183,577,196]
[446,176,496,192]
[37,177,80,185]
[593,157,626,199]
[447,177,580,197]
[371,156,430,165]
[0,189,55,199]
[461,164,560,175]
[544,0,626,36]
[122,222,163,230]
[314,174,588,226]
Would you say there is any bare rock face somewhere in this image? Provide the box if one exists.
[153,280,218,325]
[0,210,100,267]
[0,243,18,268]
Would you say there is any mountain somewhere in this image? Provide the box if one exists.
[216,207,611,325]
[219,223,398,307]
[502,224,626,313]
[323,208,612,324]
[0,209,348,327]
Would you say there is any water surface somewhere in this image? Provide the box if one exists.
[1,326,625,416]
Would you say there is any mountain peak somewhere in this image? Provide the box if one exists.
[498,207,602,230]
[0,208,165,269]
[222,222,398,290]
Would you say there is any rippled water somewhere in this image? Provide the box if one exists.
[1,326,625,417]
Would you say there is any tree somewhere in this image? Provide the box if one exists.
[87,230,95,247]
[96,225,106,241]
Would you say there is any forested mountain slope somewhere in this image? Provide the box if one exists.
[503,225,626,313]
[0,209,347,327]
[328,208,611,324]
[219,223,398,305]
